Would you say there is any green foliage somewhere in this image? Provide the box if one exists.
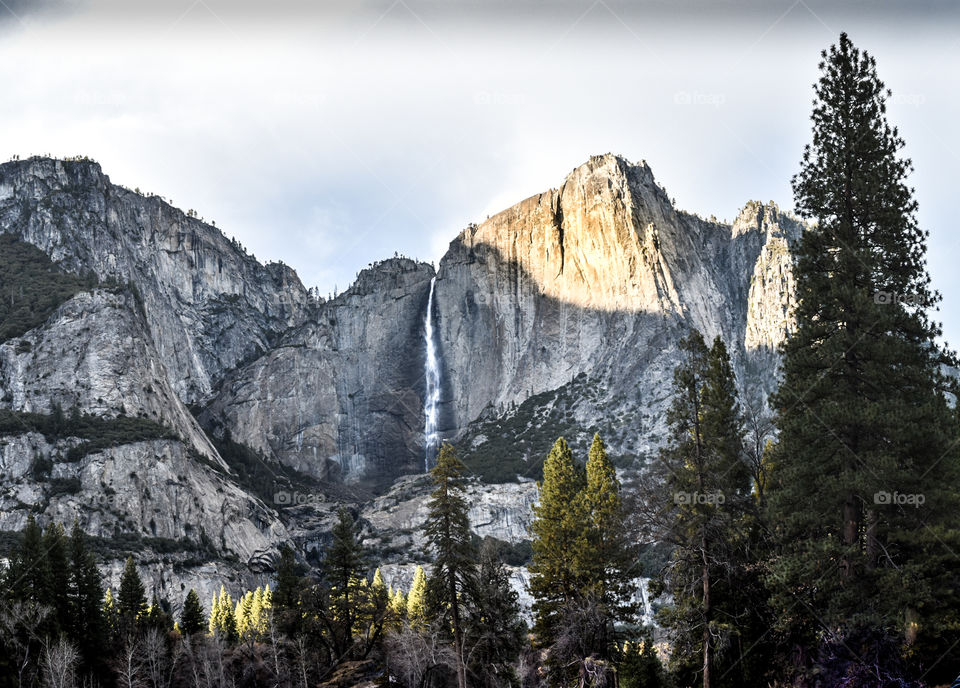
[0,407,175,462]
[580,433,638,650]
[648,331,763,687]
[463,540,525,688]
[766,33,960,684]
[67,521,106,675]
[42,522,71,634]
[619,630,670,688]
[423,443,478,688]
[0,233,98,342]
[529,436,589,648]
[180,588,206,635]
[117,555,147,627]
[406,565,428,626]
[320,508,370,657]
[459,375,610,483]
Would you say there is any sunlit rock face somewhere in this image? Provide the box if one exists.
[434,154,801,468]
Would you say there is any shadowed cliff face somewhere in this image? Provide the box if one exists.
[204,258,436,486]
[432,155,801,469]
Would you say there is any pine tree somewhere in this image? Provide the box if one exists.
[529,436,589,648]
[117,557,147,630]
[180,589,205,636]
[5,514,50,605]
[391,587,408,627]
[249,586,267,639]
[68,522,105,670]
[272,543,302,634]
[406,565,427,626]
[208,591,219,636]
[423,442,476,688]
[42,522,71,635]
[766,33,960,683]
[580,433,638,658]
[145,595,171,630]
[210,585,237,640]
[651,331,754,688]
[321,507,368,657]
[103,588,119,639]
[463,541,525,688]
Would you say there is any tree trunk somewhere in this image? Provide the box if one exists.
[865,508,878,570]
[702,534,712,688]
[451,576,467,688]
[841,492,859,580]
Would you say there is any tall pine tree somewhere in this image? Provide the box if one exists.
[580,433,637,658]
[117,557,147,633]
[68,522,105,673]
[766,33,960,683]
[650,331,754,688]
[320,507,368,658]
[423,442,476,688]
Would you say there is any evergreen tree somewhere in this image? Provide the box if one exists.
[179,589,205,636]
[42,523,71,635]
[145,595,171,631]
[529,436,589,648]
[766,33,960,683]
[210,585,237,640]
[463,540,525,688]
[320,507,368,658]
[650,331,754,688]
[103,588,119,638]
[391,587,408,627]
[580,433,638,657]
[208,591,220,636]
[68,522,105,672]
[117,556,147,629]
[272,543,303,634]
[619,629,668,688]
[5,514,50,605]
[406,565,427,625]
[423,442,476,688]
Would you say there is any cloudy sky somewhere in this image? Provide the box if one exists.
[1,0,958,341]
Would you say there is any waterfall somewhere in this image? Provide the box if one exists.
[423,276,441,471]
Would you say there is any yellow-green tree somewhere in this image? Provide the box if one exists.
[529,437,588,646]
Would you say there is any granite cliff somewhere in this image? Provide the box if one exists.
[0,154,800,600]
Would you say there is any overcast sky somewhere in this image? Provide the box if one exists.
[1,0,958,342]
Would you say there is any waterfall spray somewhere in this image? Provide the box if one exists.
[423,276,441,471]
